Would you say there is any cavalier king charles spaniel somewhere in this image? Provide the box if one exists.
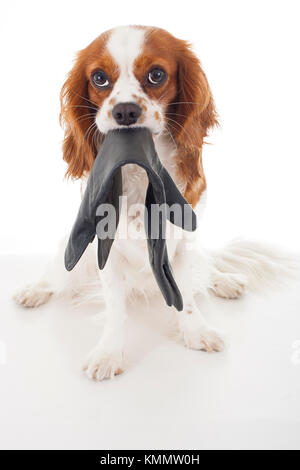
[14,26,290,381]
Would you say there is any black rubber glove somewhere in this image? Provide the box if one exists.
[65,127,197,311]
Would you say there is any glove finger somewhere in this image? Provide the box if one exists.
[160,168,197,231]
[163,261,183,311]
[65,228,95,271]
[96,171,122,269]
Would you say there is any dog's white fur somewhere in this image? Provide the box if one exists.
[13,26,298,380]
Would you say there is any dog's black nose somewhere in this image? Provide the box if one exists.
[112,102,142,126]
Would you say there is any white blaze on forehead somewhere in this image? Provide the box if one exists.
[107,26,146,72]
[105,26,146,103]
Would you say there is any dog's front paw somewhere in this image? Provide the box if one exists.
[13,282,53,308]
[82,346,124,381]
[212,272,246,299]
[183,326,225,352]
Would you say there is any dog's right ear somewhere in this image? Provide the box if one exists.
[60,50,98,179]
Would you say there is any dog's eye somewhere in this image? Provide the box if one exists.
[92,70,110,88]
[147,68,166,86]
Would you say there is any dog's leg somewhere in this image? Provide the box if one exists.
[176,292,225,352]
[173,244,225,352]
[82,251,126,381]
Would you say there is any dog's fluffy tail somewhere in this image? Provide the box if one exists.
[210,239,300,296]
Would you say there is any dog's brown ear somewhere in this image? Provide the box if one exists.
[169,40,218,150]
[60,50,99,179]
[167,41,218,207]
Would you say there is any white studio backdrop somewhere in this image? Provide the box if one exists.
[0,0,299,255]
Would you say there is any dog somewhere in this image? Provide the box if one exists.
[13,25,294,380]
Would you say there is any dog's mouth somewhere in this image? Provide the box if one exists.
[103,123,161,137]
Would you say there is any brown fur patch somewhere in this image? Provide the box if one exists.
[60,30,119,179]
[176,147,207,207]
[154,111,160,121]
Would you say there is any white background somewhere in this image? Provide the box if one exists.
[1,0,300,451]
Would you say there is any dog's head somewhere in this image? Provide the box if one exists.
[60,25,217,180]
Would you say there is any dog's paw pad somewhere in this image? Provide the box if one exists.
[82,348,124,381]
[212,273,246,299]
[183,327,225,352]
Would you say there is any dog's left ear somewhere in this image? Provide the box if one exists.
[169,41,218,150]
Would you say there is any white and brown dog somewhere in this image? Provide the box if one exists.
[14,26,293,380]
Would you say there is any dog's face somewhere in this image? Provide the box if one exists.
[91,27,177,135]
[60,25,217,193]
